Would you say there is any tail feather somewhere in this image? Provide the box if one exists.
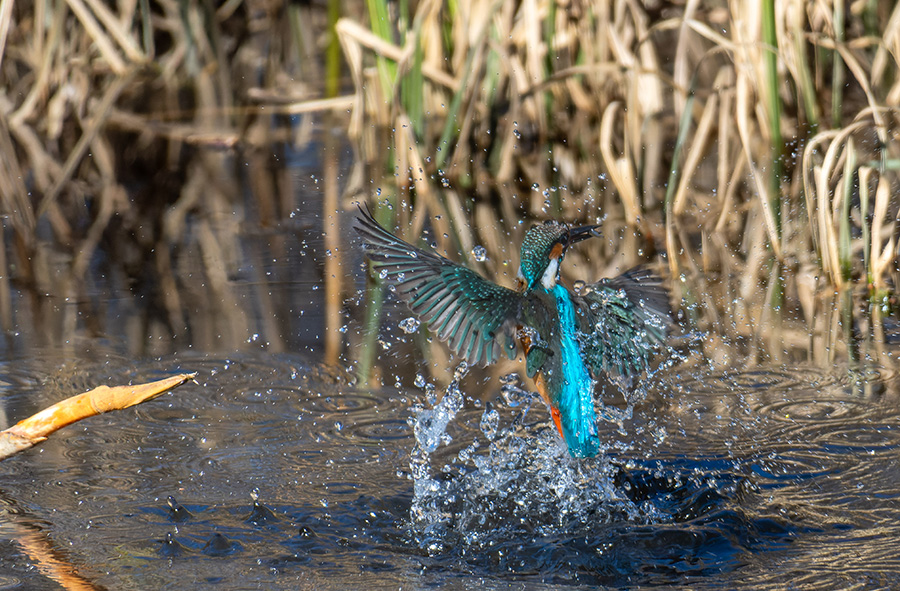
[557,383,599,458]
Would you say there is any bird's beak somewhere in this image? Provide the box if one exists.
[566,224,601,247]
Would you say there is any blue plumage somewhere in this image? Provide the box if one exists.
[551,284,599,457]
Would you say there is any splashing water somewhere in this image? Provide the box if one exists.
[408,361,469,551]
[407,368,675,561]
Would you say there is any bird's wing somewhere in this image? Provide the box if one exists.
[355,207,523,367]
[574,266,671,379]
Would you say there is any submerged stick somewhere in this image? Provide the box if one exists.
[0,373,196,461]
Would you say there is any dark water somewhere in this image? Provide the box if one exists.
[2,338,900,589]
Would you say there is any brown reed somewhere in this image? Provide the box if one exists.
[0,0,899,374]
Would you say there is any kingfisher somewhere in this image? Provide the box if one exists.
[355,206,670,458]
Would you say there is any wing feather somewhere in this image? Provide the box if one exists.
[355,206,523,366]
[574,266,671,379]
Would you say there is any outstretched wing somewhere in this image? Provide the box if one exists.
[574,266,671,378]
[355,207,523,367]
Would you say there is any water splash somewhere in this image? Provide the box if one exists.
[407,370,669,558]
[408,361,469,551]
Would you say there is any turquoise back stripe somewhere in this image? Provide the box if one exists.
[552,285,599,457]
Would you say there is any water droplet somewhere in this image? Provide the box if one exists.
[399,317,421,334]
[499,372,520,385]
[424,382,437,405]
[501,382,530,408]
[479,403,500,440]
[471,245,487,262]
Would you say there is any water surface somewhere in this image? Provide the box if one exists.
[1,338,899,589]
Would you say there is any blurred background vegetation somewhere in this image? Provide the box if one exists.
[0,0,899,379]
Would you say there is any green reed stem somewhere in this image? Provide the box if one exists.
[762,0,783,239]
[543,0,557,115]
[790,13,818,129]
[400,11,424,140]
[139,0,154,58]
[436,0,503,169]
[863,0,878,36]
[358,205,395,385]
[436,45,478,168]
[326,0,342,98]
[366,0,398,92]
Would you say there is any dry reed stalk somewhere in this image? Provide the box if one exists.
[734,71,782,259]
[81,0,145,62]
[672,91,717,217]
[37,68,137,217]
[599,101,640,226]
[63,0,129,74]
[870,176,895,291]
[0,0,13,71]
[0,373,196,461]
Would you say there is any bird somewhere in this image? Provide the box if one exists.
[355,206,670,458]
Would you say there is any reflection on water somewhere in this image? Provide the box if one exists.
[1,339,900,589]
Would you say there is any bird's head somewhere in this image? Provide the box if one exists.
[516,221,600,291]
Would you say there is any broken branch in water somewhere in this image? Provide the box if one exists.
[0,372,197,461]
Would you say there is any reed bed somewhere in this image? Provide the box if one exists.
[341,0,900,377]
[0,1,899,374]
